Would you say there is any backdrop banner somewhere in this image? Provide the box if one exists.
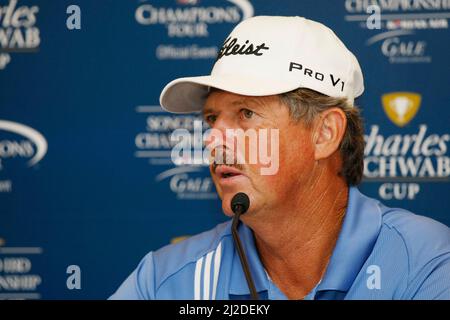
[1,0,449,299]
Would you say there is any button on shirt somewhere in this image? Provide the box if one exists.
[110,187,450,300]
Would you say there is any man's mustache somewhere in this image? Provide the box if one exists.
[211,148,244,173]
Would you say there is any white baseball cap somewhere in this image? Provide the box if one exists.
[160,16,364,113]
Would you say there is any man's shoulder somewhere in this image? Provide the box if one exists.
[151,220,232,286]
[109,221,233,299]
[376,202,450,268]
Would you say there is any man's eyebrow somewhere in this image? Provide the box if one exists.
[203,97,265,115]
[203,100,245,115]
[231,99,246,107]
[202,107,214,116]
[230,98,265,108]
[234,97,266,109]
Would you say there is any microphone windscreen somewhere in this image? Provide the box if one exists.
[231,192,250,214]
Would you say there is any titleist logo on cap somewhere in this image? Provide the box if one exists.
[216,37,270,61]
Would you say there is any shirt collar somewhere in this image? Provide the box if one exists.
[315,186,382,295]
[228,186,382,299]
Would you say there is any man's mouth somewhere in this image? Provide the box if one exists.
[214,165,244,180]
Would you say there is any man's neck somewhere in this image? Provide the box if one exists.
[244,176,349,299]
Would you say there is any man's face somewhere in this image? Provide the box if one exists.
[203,90,317,219]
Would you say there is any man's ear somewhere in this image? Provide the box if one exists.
[313,107,347,160]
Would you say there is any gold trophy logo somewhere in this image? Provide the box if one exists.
[382,92,421,127]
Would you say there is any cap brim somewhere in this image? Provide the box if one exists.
[159,74,302,113]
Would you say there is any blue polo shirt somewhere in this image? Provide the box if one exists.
[110,187,450,300]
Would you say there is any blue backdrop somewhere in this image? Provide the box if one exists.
[1,0,449,299]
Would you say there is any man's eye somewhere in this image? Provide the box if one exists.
[241,109,254,119]
[205,114,217,124]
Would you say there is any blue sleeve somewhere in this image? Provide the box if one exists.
[109,252,156,300]
[411,256,450,300]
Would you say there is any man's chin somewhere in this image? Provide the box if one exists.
[215,180,250,215]
[220,193,235,217]
[220,191,258,218]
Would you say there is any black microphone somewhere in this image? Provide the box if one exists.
[231,192,259,300]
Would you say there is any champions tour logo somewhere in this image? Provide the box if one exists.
[0,120,47,193]
[0,0,40,70]
[135,0,254,60]
[363,92,449,201]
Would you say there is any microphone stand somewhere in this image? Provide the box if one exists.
[231,207,259,300]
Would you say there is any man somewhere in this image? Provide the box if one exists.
[110,16,450,300]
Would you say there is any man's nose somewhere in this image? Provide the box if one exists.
[211,114,236,133]
[204,115,236,147]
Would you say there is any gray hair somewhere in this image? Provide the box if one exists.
[280,88,365,185]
